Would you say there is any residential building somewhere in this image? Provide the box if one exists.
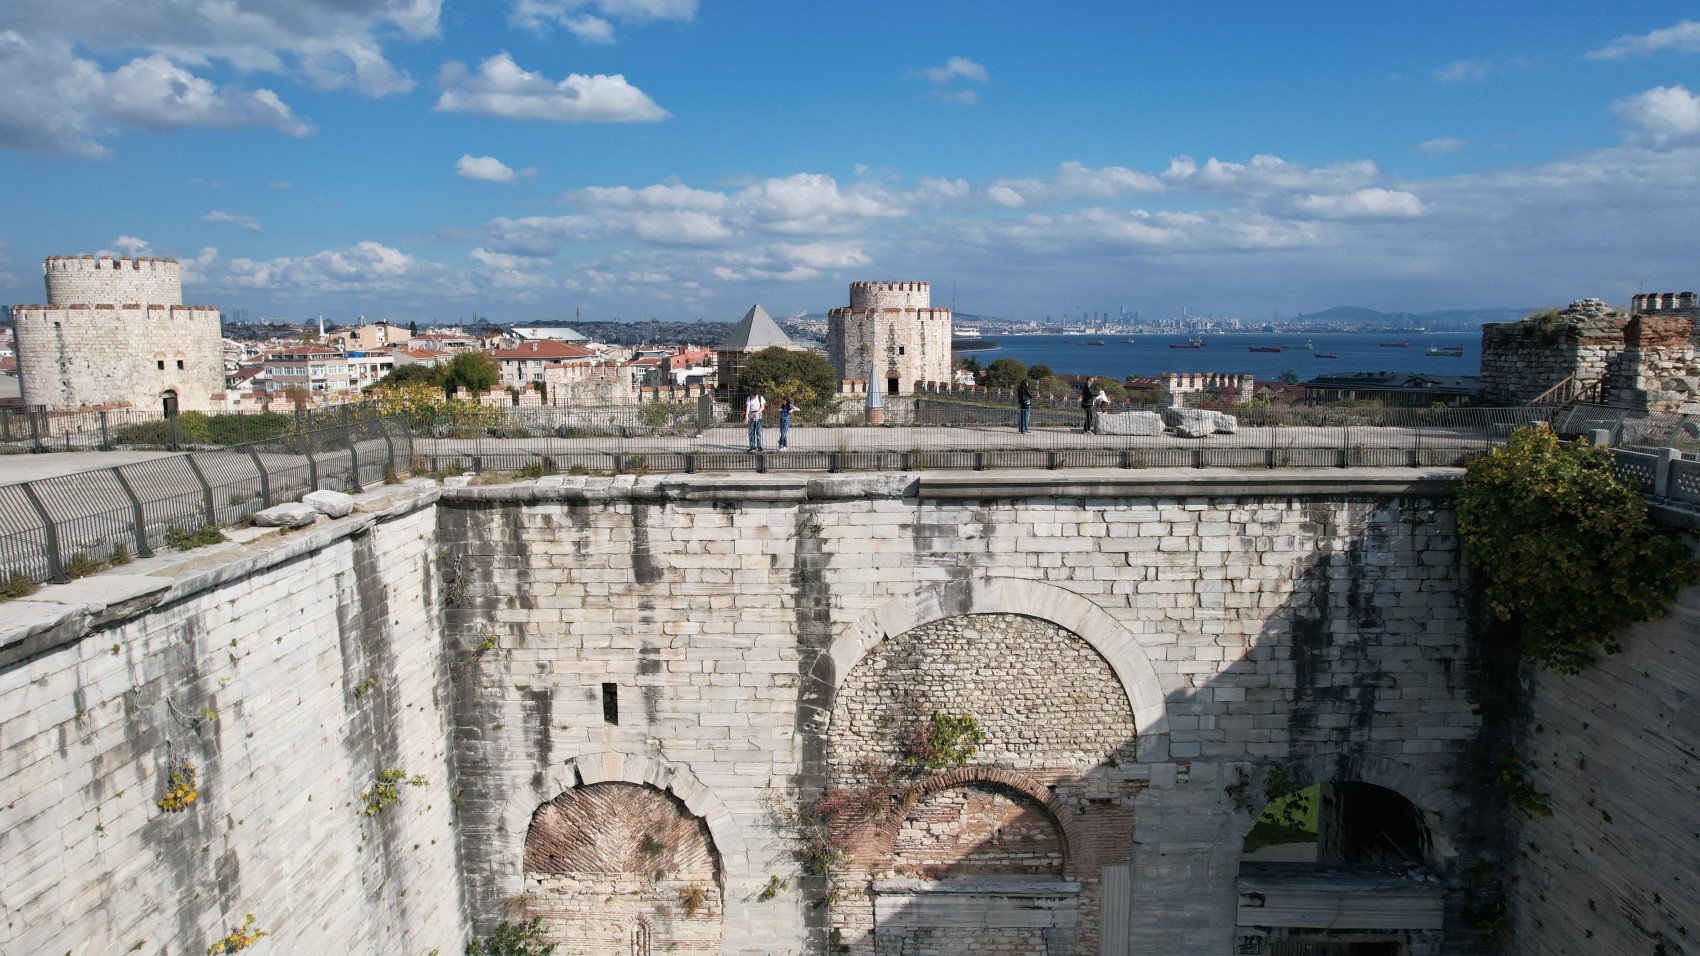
[264,345,352,396]
[489,340,600,387]
[345,349,395,390]
[328,322,412,351]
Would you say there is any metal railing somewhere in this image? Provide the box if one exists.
[0,418,412,586]
[0,401,389,454]
[406,401,1560,475]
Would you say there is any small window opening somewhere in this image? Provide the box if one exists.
[157,360,166,370]
[176,359,184,370]
[602,683,619,725]
[898,346,906,355]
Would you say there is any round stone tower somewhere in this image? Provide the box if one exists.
[11,255,224,413]
[828,281,952,395]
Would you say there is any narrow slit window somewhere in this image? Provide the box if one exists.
[602,682,619,725]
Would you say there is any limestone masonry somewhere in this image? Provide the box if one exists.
[10,255,224,413]
[828,281,953,395]
[2,469,1695,954]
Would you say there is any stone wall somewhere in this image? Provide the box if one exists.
[45,255,183,308]
[1502,537,1700,955]
[1601,314,1700,414]
[1478,299,1626,404]
[0,487,466,954]
[12,256,223,412]
[828,281,953,394]
[436,468,1504,954]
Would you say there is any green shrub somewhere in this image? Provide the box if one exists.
[466,918,555,956]
[1456,425,1699,673]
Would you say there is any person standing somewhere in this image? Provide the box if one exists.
[1078,380,1094,433]
[1091,384,1110,435]
[1016,379,1034,434]
[778,396,800,449]
[746,389,767,451]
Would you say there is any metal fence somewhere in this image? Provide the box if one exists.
[0,401,389,454]
[407,400,1562,475]
[0,417,412,586]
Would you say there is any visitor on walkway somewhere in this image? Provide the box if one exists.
[1079,380,1094,433]
[1016,379,1034,434]
[746,390,767,451]
[1092,384,1110,435]
[778,396,799,449]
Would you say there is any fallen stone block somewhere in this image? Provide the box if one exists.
[1162,407,1219,438]
[1098,410,1165,436]
[1209,411,1239,434]
[253,503,319,528]
[302,490,356,518]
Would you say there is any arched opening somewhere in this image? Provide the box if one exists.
[161,390,179,418]
[522,782,722,953]
[892,781,1065,879]
[1237,779,1445,956]
[885,370,900,395]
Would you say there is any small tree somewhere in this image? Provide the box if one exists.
[1277,370,1300,385]
[442,352,500,397]
[466,918,555,956]
[371,363,446,392]
[1027,363,1055,380]
[956,355,983,375]
[984,357,1028,388]
[735,347,838,411]
[408,320,419,336]
[1456,425,1698,673]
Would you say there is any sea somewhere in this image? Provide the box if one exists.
[956,332,1481,380]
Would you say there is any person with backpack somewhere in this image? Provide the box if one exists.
[745,389,767,452]
[1016,379,1034,434]
[1078,380,1094,433]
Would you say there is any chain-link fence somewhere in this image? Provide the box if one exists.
[0,417,412,586]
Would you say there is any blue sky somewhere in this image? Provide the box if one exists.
[1,1,1699,325]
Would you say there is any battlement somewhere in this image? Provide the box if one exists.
[848,280,931,311]
[44,255,180,271]
[1632,292,1700,315]
[1161,372,1255,407]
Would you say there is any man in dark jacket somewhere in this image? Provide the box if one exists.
[1079,380,1094,433]
[1016,380,1034,434]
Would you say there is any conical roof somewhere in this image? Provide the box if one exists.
[717,304,795,352]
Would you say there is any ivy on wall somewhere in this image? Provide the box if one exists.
[1456,426,1698,674]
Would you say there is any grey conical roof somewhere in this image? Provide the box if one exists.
[717,304,795,352]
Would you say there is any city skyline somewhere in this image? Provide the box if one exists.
[2,2,1699,322]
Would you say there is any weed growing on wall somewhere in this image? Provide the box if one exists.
[465,917,555,956]
[156,758,200,813]
[165,525,230,551]
[360,768,428,816]
[902,711,984,771]
[1497,753,1552,817]
[1456,425,1698,673]
[206,914,266,954]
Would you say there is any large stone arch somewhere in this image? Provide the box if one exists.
[803,575,1169,752]
[486,752,752,938]
[865,766,1078,866]
[1217,752,1464,873]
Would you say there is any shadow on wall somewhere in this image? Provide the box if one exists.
[792,495,1512,956]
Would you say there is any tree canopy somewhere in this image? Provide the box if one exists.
[984,357,1028,388]
[736,347,838,410]
[442,352,500,396]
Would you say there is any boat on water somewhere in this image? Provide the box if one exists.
[1170,338,1206,349]
[1279,341,1314,351]
[1314,352,1339,359]
[1249,346,1282,353]
[1425,345,1466,357]
[1380,341,1410,348]
[1088,340,1107,346]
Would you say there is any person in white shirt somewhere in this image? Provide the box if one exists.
[746,390,767,451]
[1091,385,1110,435]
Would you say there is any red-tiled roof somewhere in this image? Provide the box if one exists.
[489,341,597,360]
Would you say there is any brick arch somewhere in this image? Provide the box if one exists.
[803,576,1168,751]
[488,752,750,912]
[1218,752,1462,872]
[867,766,1077,867]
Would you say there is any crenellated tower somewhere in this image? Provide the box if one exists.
[11,255,224,413]
[827,281,952,395]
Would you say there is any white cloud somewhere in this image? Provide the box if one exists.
[435,53,669,123]
[1415,137,1466,155]
[578,182,729,211]
[204,210,264,232]
[1160,154,1378,195]
[456,154,535,183]
[509,0,696,41]
[1588,20,1700,59]
[3,0,437,98]
[110,236,151,255]
[931,88,979,106]
[1613,85,1700,145]
[225,241,474,297]
[1290,187,1424,219]
[469,247,549,270]
[988,161,1163,207]
[921,56,989,85]
[1434,59,1492,82]
[0,35,312,156]
[268,180,293,190]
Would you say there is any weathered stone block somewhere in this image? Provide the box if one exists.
[253,502,319,527]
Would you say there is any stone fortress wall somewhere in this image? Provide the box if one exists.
[10,255,224,413]
[829,281,953,395]
[4,470,1697,954]
[1478,295,1700,413]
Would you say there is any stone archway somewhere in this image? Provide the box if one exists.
[803,575,1169,751]
[522,781,722,953]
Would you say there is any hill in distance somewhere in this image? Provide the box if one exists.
[1287,306,1534,330]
